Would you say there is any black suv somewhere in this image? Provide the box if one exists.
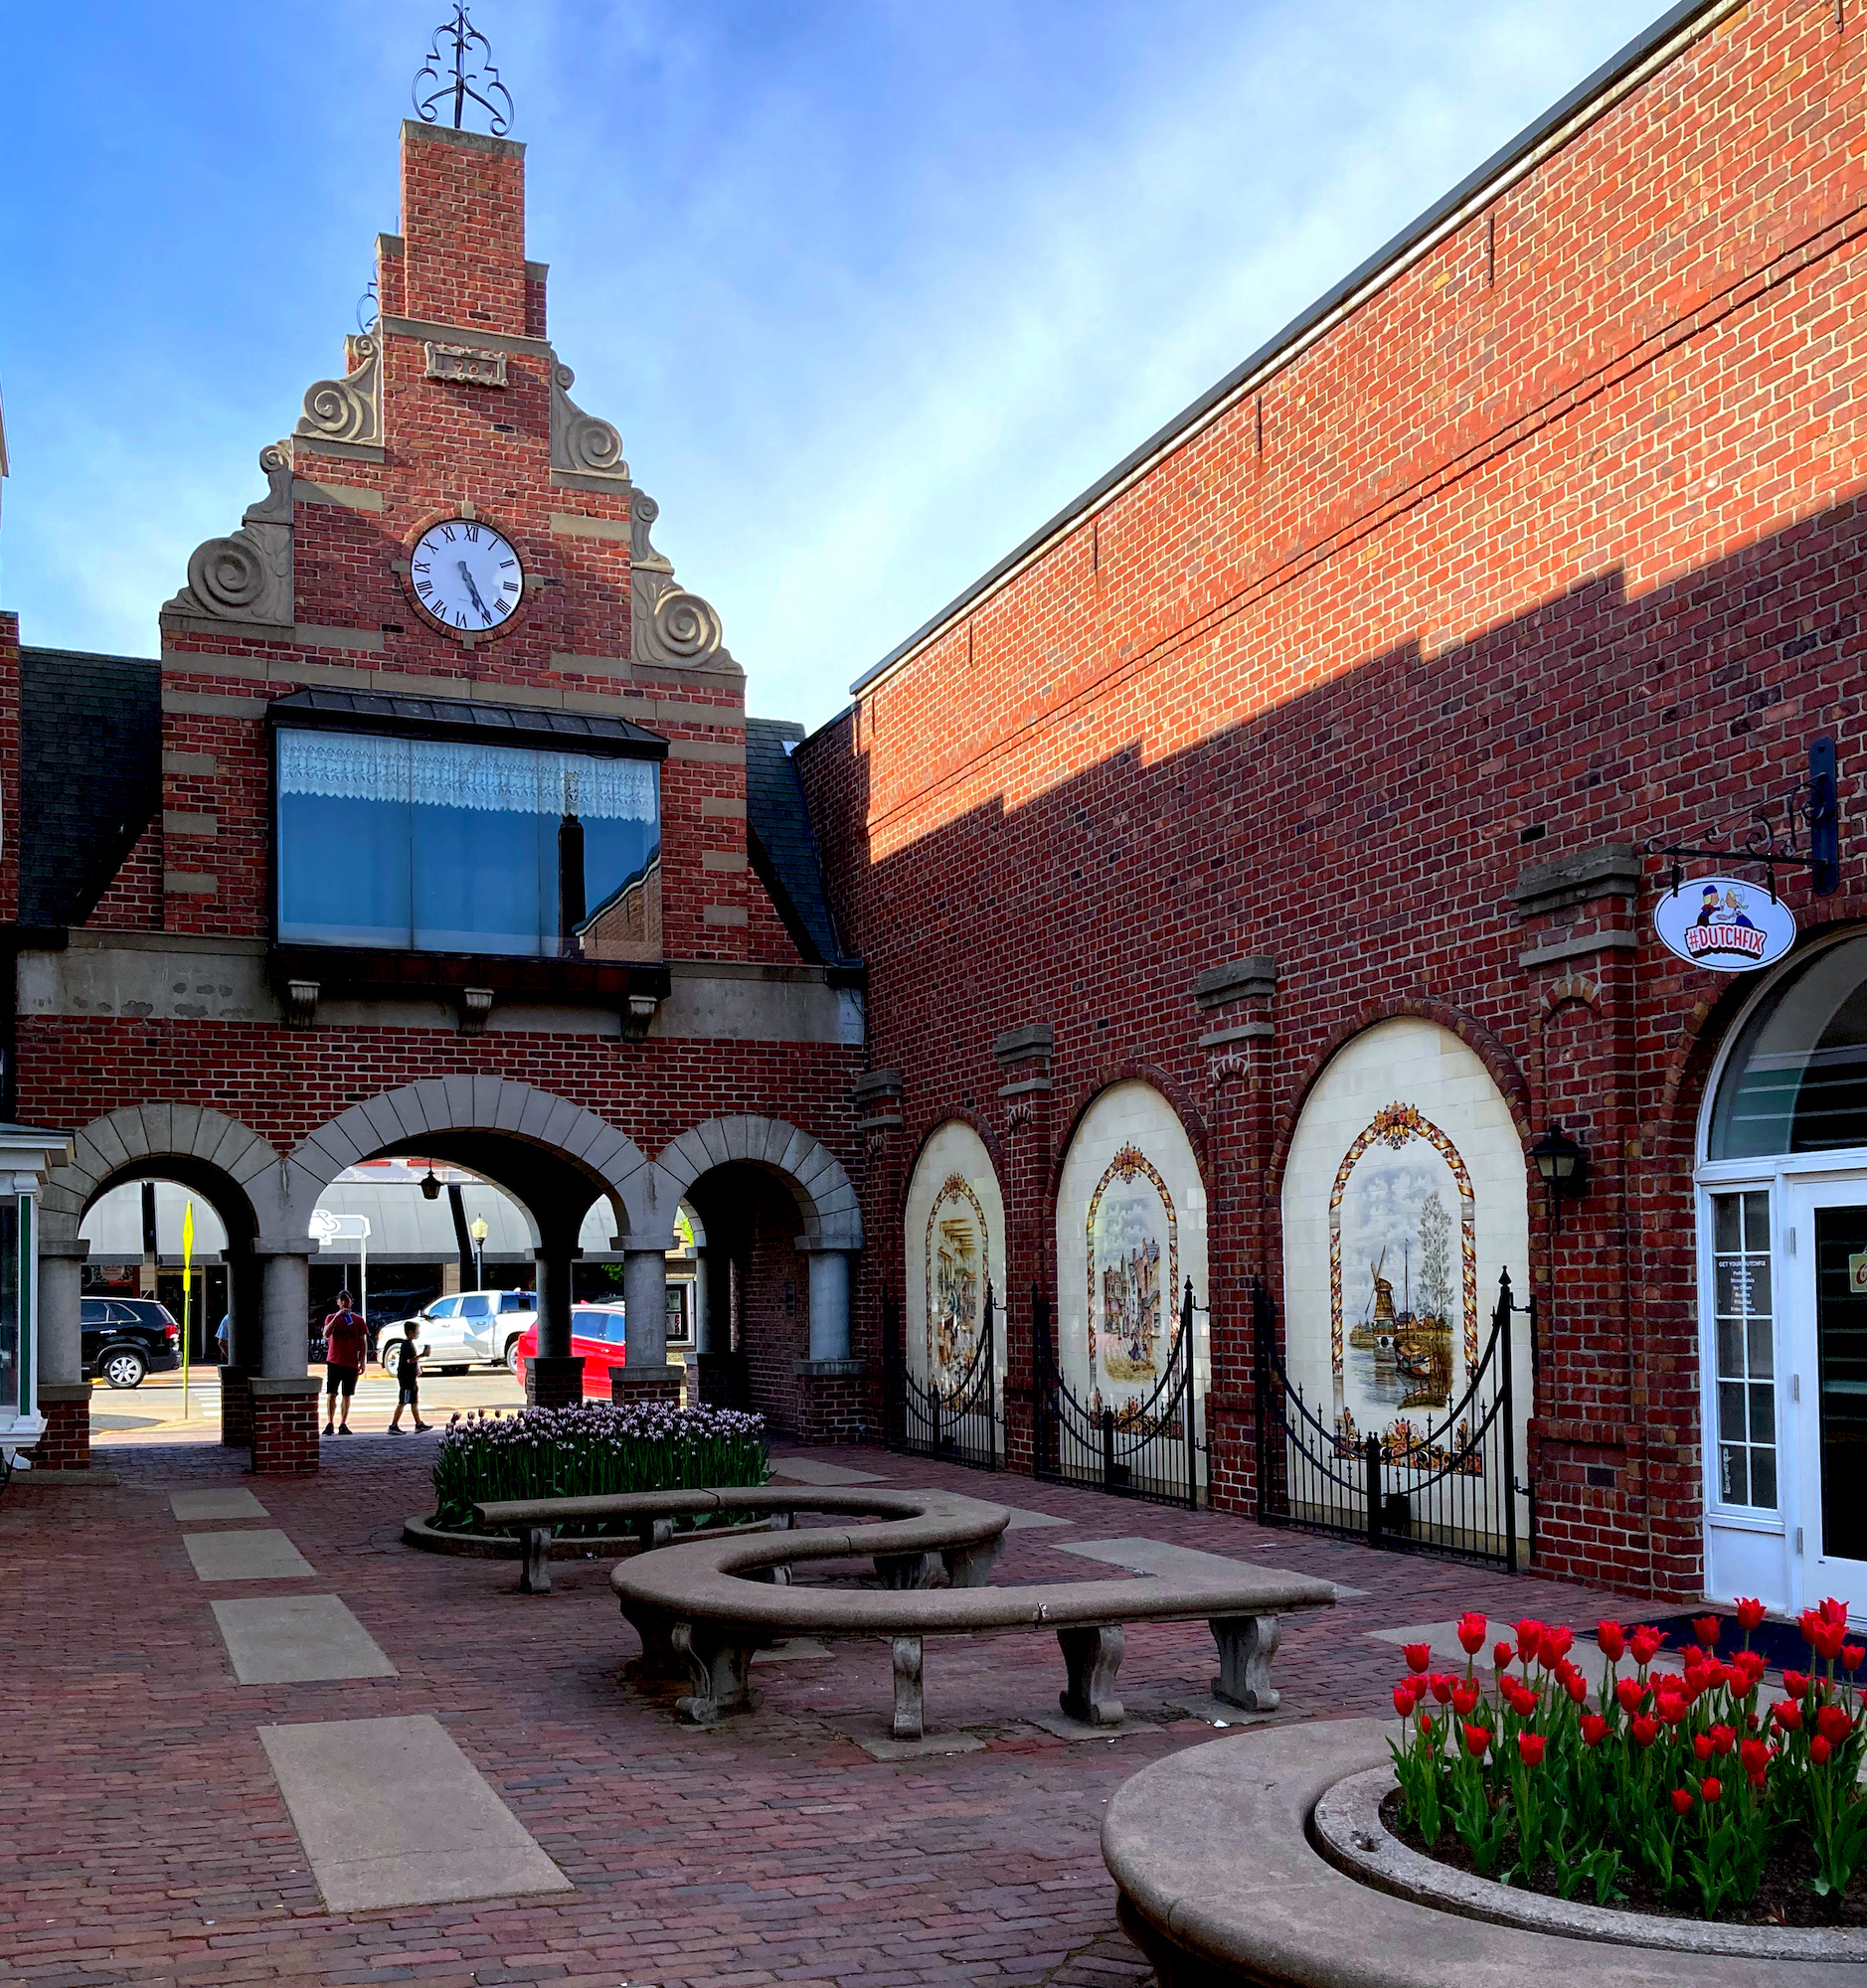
[80,1298,182,1389]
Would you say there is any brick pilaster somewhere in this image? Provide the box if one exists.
[249,1377,319,1474]
[219,1366,254,1448]
[34,1384,90,1471]
[791,1358,869,1444]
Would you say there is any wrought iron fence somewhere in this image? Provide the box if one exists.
[880,1284,1000,1471]
[1254,1268,1534,1570]
[1033,1279,1202,1509]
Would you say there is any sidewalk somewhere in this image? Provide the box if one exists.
[0,1433,1653,1988]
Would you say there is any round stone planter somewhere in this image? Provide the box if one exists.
[400,1514,635,1559]
[401,1512,774,1559]
[1102,1718,1858,1986]
[1313,1763,1867,1965]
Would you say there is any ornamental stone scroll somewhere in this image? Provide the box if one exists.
[550,363,628,478]
[162,444,295,628]
[294,334,382,447]
[629,489,737,673]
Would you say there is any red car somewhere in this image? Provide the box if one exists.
[510,1304,627,1399]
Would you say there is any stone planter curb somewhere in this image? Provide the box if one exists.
[401,1513,773,1559]
[1314,1763,1867,1963]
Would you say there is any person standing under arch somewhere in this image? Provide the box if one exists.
[321,1290,367,1437]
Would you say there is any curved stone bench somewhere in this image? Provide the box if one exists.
[604,1486,1336,1737]
[1102,1719,1845,1986]
[473,1484,1009,1596]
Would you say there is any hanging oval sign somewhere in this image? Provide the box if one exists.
[1653,874,1797,972]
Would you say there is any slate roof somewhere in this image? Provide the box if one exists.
[19,647,161,929]
[745,717,849,967]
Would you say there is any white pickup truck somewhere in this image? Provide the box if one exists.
[379,1290,537,1373]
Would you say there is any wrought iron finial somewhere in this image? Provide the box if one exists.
[413,4,514,136]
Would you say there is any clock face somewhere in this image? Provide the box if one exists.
[410,519,524,632]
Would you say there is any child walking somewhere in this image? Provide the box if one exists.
[387,1329,430,1433]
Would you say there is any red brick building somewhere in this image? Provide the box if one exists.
[798,0,1867,1607]
[0,115,869,1472]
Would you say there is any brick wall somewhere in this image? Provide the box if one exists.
[797,0,1867,1598]
[250,1383,319,1475]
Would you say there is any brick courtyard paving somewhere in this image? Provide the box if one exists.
[0,1434,1663,1988]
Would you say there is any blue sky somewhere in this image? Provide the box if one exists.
[0,0,1656,732]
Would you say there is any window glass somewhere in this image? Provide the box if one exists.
[276,729,661,959]
[460,1294,493,1319]
[1710,1189,1777,1510]
[501,1292,532,1313]
[572,1308,603,1336]
[1709,936,1867,1158]
[426,1297,459,1320]
[81,1299,107,1324]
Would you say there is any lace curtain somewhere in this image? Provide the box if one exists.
[277,728,658,822]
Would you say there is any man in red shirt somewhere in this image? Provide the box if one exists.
[321,1292,369,1436]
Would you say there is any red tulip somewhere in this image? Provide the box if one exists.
[1419,1714,1433,1736]
[1456,1612,1487,1655]
[1731,1650,1768,1692]
[1692,1614,1722,1650]
[1799,1608,1848,1662]
[1783,1669,1810,1698]
[1562,1668,1588,1705]
[1813,1736,1833,1766]
[1543,1625,1575,1664]
[1615,1678,1647,1715]
[1735,1597,1766,1632]
[1739,1738,1772,1777]
[1452,1680,1480,1718]
[1817,1704,1855,1745]
[1772,1700,1803,1735]
[1393,1684,1414,1719]
[1430,1673,1455,1706]
[1693,1733,1714,1762]
[1670,1787,1694,1815]
[1517,1732,1546,1767]
[1514,1619,1546,1665]
[1630,1627,1666,1667]
[1630,1716,1660,1748]
[1403,1642,1431,1674]
[1492,1641,1514,1671]
[1579,1713,1609,1748]
[1846,1645,1866,1675]
[1463,1722,1490,1757]
[1701,1775,1723,1804]
[1597,1620,1627,1663]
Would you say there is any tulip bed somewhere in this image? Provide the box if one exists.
[1388,1598,1867,1923]
[430,1401,769,1534]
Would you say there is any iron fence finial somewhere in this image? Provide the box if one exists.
[413,3,514,136]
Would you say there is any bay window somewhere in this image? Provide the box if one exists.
[275,726,661,960]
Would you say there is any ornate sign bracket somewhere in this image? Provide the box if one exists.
[1645,736,1839,904]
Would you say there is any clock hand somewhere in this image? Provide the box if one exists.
[456,560,492,618]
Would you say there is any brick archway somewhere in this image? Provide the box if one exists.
[283,1078,662,1242]
[42,1103,280,1247]
[655,1115,862,1250]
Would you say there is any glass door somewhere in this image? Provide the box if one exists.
[1788,1182,1867,1623]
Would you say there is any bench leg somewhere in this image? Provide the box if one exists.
[617,1597,684,1678]
[519,1526,551,1594]
[942,1538,1002,1588]
[1057,1624,1124,1726]
[892,1633,925,1740]
[632,1516,674,1552]
[672,1621,757,1724]
[873,1551,938,1589]
[1209,1613,1280,1712]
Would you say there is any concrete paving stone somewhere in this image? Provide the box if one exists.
[765,1456,885,1486]
[171,1488,270,1522]
[258,1714,573,1913]
[1000,1508,1073,1531]
[211,1594,399,1684]
[183,1529,317,1580]
[824,1715,989,1760]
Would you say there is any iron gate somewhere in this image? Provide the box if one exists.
[1254,1267,1535,1570]
[1033,1279,1202,1508]
[881,1285,1001,1471]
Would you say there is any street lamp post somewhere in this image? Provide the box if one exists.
[469,1215,489,1291]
